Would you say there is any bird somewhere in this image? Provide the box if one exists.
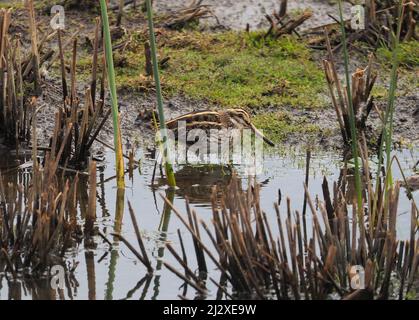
[164,108,275,147]
[136,108,275,146]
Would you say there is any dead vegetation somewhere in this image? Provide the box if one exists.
[0,2,114,169]
[157,168,418,300]
[46,26,111,170]
[0,1,106,279]
[245,0,313,41]
[163,0,216,30]
[0,9,28,147]
[306,0,418,51]
[362,0,418,45]
[323,33,377,146]
[0,0,417,300]
[0,144,90,277]
[263,2,312,39]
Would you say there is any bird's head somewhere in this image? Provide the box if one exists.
[225,109,275,147]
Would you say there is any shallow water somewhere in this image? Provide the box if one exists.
[0,146,418,300]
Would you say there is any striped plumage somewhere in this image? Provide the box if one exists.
[164,109,275,147]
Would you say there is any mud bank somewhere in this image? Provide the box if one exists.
[30,82,419,156]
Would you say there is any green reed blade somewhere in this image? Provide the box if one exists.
[384,1,405,190]
[337,0,363,214]
[372,1,405,222]
[99,0,125,189]
[145,0,176,187]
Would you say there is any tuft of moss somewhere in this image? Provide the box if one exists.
[113,31,326,109]
[371,85,389,99]
[163,33,323,108]
[377,41,419,69]
[0,2,23,9]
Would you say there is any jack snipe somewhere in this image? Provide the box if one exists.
[162,108,275,147]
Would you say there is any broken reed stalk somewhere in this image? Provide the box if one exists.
[144,41,152,77]
[145,0,176,187]
[111,201,154,274]
[264,8,311,39]
[163,0,213,30]
[57,29,68,102]
[25,0,42,96]
[0,9,31,146]
[117,0,124,26]
[0,127,82,274]
[100,0,125,189]
[91,17,101,109]
[70,38,77,107]
[279,0,288,18]
[323,40,377,147]
[128,201,153,273]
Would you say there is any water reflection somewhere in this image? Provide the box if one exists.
[123,274,152,300]
[152,189,175,300]
[0,147,418,299]
[105,188,125,300]
[153,165,231,204]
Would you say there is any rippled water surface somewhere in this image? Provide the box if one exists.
[0,146,417,299]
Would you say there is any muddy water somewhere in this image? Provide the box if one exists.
[0,146,418,300]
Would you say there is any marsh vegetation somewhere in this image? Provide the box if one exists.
[0,0,418,300]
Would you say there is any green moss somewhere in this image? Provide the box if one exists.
[252,111,324,143]
[112,31,325,109]
[0,2,23,9]
[76,56,94,74]
[371,84,389,99]
[377,41,419,68]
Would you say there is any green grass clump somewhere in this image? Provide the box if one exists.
[377,41,419,68]
[115,31,325,109]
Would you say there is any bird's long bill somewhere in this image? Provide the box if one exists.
[250,123,275,147]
